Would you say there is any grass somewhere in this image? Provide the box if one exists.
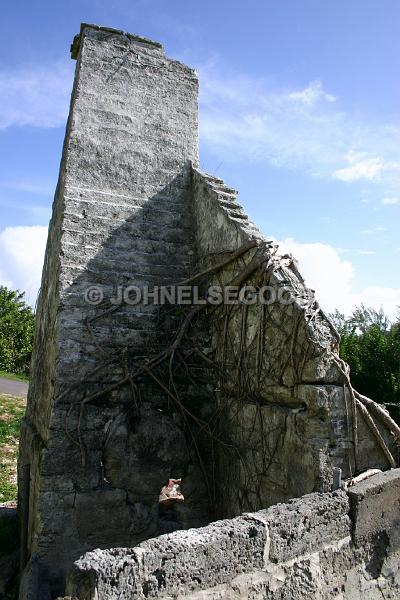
[0,395,25,599]
[0,394,26,503]
[0,370,29,383]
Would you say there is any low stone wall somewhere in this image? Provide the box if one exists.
[66,469,400,600]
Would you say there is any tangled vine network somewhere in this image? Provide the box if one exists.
[61,239,400,511]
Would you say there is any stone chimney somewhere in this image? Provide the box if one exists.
[18,24,200,597]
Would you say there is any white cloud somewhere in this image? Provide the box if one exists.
[361,226,386,234]
[287,80,337,105]
[278,237,354,312]
[333,151,384,182]
[382,196,400,205]
[0,62,73,130]
[199,66,400,189]
[200,70,344,174]
[0,226,48,306]
[278,237,400,321]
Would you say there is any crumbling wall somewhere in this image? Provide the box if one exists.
[66,469,400,600]
[18,24,204,596]
[191,169,398,516]
[17,23,400,600]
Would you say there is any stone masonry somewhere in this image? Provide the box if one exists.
[18,24,201,597]
[66,469,400,600]
[18,24,400,599]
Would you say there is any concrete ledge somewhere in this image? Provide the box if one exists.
[66,491,352,600]
[66,475,400,599]
[347,467,400,546]
[247,490,350,563]
[68,515,267,600]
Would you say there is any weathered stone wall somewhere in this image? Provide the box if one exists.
[18,24,202,596]
[17,23,400,600]
[66,469,400,600]
[191,170,398,516]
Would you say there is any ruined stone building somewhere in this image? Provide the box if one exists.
[18,24,400,600]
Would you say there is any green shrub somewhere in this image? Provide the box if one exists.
[0,287,34,376]
[331,305,400,423]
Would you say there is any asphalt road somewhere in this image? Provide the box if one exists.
[0,377,29,397]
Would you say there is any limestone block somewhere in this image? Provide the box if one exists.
[247,490,350,563]
[347,468,400,546]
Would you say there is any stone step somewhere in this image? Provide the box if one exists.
[215,190,238,200]
[212,183,238,195]
[200,172,224,185]
[61,228,193,254]
[218,199,242,210]
[62,220,194,245]
[226,210,248,220]
[61,241,193,268]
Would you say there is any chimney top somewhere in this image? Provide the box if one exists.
[71,23,163,59]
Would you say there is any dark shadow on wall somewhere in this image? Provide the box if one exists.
[22,167,215,595]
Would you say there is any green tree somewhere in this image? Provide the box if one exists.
[0,286,34,375]
[331,305,400,423]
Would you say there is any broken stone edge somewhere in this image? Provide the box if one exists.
[70,23,163,59]
[64,469,400,600]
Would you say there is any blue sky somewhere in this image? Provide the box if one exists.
[0,0,399,317]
